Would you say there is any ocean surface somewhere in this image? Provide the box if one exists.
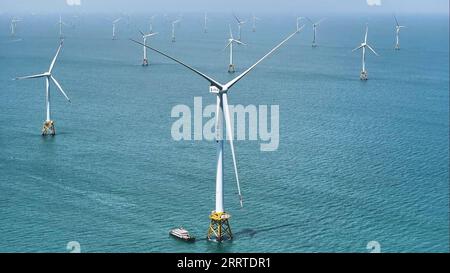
[0,13,448,253]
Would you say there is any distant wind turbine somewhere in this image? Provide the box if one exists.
[171,19,181,42]
[296,17,304,32]
[224,25,246,73]
[139,30,158,66]
[252,14,260,32]
[352,25,379,80]
[394,15,406,50]
[130,28,300,242]
[204,12,208,33]
[10,17,22,37]
[13,41,71,135]
[112,18,121,40]
[233,14,246,41]
[306,17,326,47]
[149,15,157,33]
[58,15,68,39]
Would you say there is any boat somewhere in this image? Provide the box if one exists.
[169,227,195,242]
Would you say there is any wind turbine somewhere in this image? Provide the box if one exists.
[171,19,181,42]
[149,15,157,33]
[204,12,208,33]
[112,18,121,40]
[352,25,379,80]
[131,28,299,241]
[306,17,326,47]
[224,25,246,73]
[57,15,68,39]
[13,41,71,135]
[394,15,406,50]
[252,14,260,32]
[233,14,246,41]
[139,30,158,66]
[296,17,304,32]
[10,17,22,37]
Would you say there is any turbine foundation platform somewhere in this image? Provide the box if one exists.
[207,211,232,242]
[228,64,235,73]
[143,59,149,66]
[42,120,55,136]
[312,43,317,48]
[360,71,368,81]
[394,46,400,50]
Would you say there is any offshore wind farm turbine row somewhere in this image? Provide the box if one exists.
[8,11,412,242]
[6,13,408,82]
[10,18,301,241]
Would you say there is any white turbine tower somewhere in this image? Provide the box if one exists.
[139,30,158,66]
[252,14,260,32]
[171,19,181,42]
[58,15,68,39]
[225,25,246,73]
[14,41,71,135]
[233,14,246,41]
[131,28,299,241]
[10,17,22,37]
[352,25,379,80]
[112,18,121,40]
[394,15,406,50]
[306,17,326,47]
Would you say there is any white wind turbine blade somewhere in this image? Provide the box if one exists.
[366,44,379,56]
[229,24,234,39]
[130,39,224,89]
[222,93,243,208]
[139,29,145,36]
[305,17,314,24]
[50,76,71,102]
[13,73,47,80]
[113,18,121,24]
[234,39,247,46]
[223,40,232,51]
[49,41,63,73]
[394,15,399,27]
[352,45,363,52]
[233,14,242,24]
[316,18,326,25]
[144,32,158,38]
[223,30,298,90]
[364,25,368,43]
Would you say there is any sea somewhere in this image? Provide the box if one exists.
[0,13,448,252]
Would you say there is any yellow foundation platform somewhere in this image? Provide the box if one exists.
[42,120,55,136]
[207,211,233,242]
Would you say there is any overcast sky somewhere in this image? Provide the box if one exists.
[0,0,448,14]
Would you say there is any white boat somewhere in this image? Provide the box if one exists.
[169,227,195,242]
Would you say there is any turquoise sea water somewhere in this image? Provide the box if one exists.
[0,13,448,252]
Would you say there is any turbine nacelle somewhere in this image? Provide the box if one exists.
[209,85,223,94]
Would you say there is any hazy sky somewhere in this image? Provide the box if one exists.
[0,0,448,14]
